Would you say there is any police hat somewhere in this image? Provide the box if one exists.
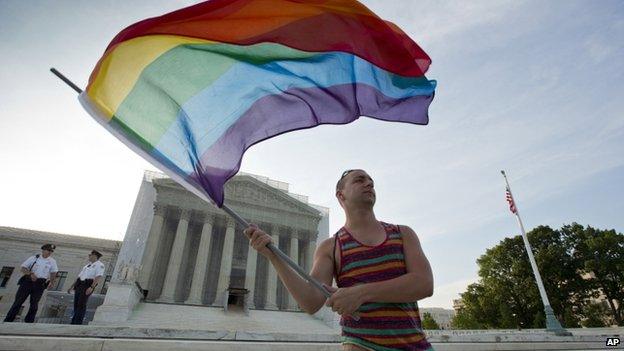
[41,244,56,251]
[91,250,102,259]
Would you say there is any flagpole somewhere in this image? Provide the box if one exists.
[50,67,333,301]
[501,170,569,335]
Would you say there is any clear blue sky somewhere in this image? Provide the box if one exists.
[1,0,622,308]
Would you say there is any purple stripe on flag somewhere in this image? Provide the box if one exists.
[189,83,434,206]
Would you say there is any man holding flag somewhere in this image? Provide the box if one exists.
[53,0,438,347]
[245,169,434,350]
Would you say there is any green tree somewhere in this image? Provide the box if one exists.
[451,308,483,330]
[421,312,440,330]
[565,223,624,325]
[580,302,608,328]
[474,225,590,328]
[450,283,496,329]
[453,224,622,328]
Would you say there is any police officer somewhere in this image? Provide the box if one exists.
[4,244,58,323]
[67,250,105,325]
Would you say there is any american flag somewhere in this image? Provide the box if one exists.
[506,187,517,214]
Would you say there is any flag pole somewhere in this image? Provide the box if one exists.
[501,170,570,335]
[50,68,333,301]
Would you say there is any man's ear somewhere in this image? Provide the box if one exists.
[336,190,344,201]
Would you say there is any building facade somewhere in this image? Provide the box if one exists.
[112,170,329,313]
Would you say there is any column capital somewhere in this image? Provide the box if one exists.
[154,203,167,217]
[299,230,318,241]
[225,216,236,228]
[179,209,192,221]
[278,225,292,236]
[198,213,215,225]
[292,228,307,240]
[259,222,273,233]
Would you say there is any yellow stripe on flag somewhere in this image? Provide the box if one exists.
[87,35,213,120]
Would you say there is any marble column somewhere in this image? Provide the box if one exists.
[287,233,300,310]
[214,217,236,306]
[307,237,317,273]
[139,203,166,290]
[244,237,258,309]
[265,231,280,310]
[185,214,214,305]
[159,209,191,302]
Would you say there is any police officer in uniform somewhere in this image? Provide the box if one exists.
[4,244,58,323]
[67,250,105,325]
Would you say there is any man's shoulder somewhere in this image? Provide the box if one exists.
[21,255,35,264]
[317,236,337,255]
[394,224,416,235]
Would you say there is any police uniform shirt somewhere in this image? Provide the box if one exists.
[78,260,105,281]
[21,255,58,279]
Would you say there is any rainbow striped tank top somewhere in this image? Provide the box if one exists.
[335,222,433,351]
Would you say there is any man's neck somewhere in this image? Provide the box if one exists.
[344,208,382,236]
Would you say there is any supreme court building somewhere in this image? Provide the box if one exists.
[108,170,330,318]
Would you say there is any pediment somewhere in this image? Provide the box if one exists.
[152,175,320,217]
[225,176,321,217]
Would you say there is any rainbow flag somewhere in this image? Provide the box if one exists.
[80,0,437,207]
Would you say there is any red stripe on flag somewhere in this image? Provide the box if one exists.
[506,188,517,214]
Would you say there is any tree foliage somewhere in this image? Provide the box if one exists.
[564,224,624,325]
[421,312,440,330]
[451,223,622,329]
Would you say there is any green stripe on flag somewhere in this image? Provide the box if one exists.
[114,42,317,149]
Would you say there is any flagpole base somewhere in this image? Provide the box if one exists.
[544,305,572,336]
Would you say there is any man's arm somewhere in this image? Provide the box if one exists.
[20,256,37,280]
[245,225,334,314]
[47,272,58,289]
[326,225,433,315]
[67,279,76,294]
[21,266,38,282]
[20,256,34,275]
[86,275,102,295]
[47,260,59,288]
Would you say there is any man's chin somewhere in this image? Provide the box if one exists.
[360,197,376,207]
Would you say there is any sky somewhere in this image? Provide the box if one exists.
[1,0,623,309]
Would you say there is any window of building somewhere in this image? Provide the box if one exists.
[100,275,112,294]
[1,267,15,288]
[49,271,68,291]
